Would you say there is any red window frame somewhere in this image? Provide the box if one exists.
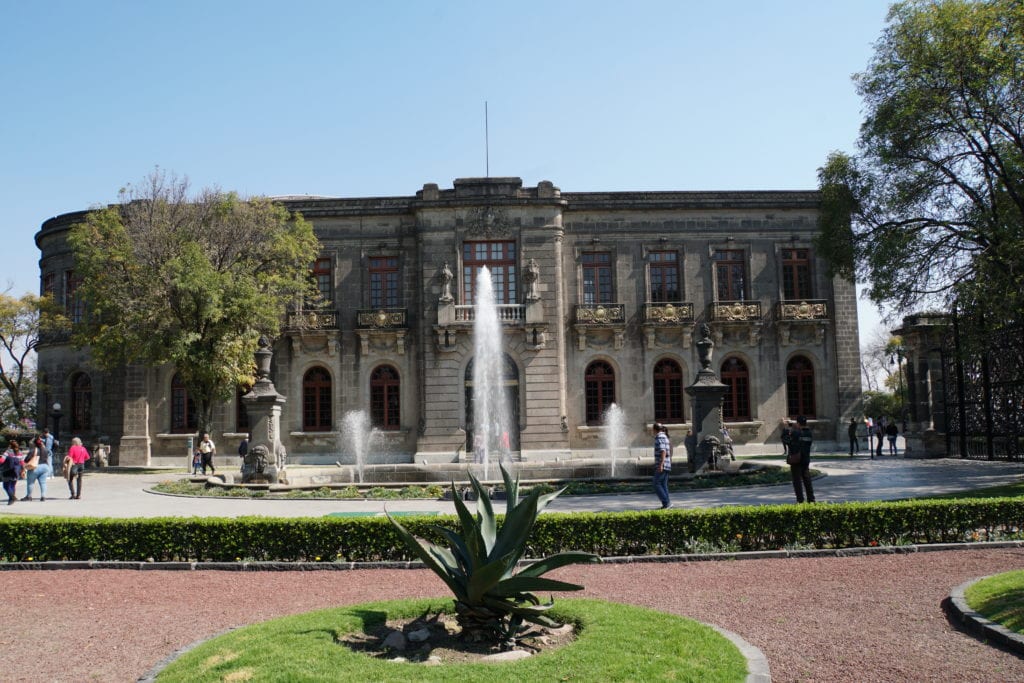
[713,250,746,301]
[581,252,613,304]
[462,241,517,305]
[302,367,332,432]
[370,365,401,430]
[781,248,812,300]
[648,251,680,302]
[786,356,816,418]
[585,360,616,425]
[369,256,400,309]
[653,359,684,422]
[721,357,751,421]
[70,372,92,431]
[311,257,333,306]
[171,374,198,433]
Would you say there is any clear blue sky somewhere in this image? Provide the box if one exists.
[1,0,894,339]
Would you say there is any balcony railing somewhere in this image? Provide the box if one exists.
[708,300,762,323]
[285,309,340,330]
[454,304,523,323]
[574,303,626,325]
[775,299,829,321]
[641,302,694,324]
[356,308,408,329]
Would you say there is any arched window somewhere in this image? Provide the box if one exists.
[721,357,751,421]
[585,361,616,425]
[370,365,401,431]
[171,373,197,433]
[786,356,816,418]
[302,367,332,432]
[653,359,684,423]
[70,372,92,431]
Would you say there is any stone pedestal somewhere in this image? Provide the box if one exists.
[685,369,728,472]
[240,339,288,483]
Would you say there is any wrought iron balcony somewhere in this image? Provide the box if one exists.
[356,308,408,329]
[285,309,340,330]
[708,300,762,323]
[573,303,626,325]
[641,302,695,325]
[775,299,829,321]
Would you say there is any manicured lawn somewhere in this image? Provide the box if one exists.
[965,570,1024,634]
[920,480,1024,500]
[154,598,748,682]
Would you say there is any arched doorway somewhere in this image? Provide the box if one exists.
[464,354,521,453]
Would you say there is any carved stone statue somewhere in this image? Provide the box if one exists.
[439,262,454,303]
[242,444,280,484]
[523,258,540,301]
[696,322,715,370]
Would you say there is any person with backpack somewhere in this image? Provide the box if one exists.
[885,421,899,455]
[21,436,52,501]
[1,440,25,505]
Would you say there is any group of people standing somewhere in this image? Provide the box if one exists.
[0,429,91,503]
[848,417,901,458]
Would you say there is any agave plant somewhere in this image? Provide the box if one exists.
[387,464,601,647]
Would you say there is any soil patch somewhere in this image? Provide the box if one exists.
[339,611,576,664]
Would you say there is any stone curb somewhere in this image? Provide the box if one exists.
[947,576,1024,656]
[1,540,1020,571]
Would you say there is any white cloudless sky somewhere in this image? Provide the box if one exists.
[1,0,897,345]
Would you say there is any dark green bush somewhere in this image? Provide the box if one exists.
[2,498,1022,563]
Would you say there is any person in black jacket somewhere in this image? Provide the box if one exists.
[790,416,815,503]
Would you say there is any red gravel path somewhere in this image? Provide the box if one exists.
[3,548,1022,682]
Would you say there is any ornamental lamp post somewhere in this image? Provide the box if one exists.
[889,346,907,432]
[50,402,63,455]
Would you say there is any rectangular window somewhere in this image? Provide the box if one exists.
[781,248,812,300]
[581,252,613,304]
[311,257,333,306]
[713,250,746,301]
[462,241,516,305]
[369,256,400,308]
[648,251,680,302]
[64,270,84,323]
[42,273,55,298]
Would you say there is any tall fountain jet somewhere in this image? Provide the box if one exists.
[472,266,512,480]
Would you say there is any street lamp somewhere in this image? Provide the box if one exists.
[889,346,907,432]
[49,402,63,455]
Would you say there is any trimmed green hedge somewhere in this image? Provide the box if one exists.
[2,498,1023,562]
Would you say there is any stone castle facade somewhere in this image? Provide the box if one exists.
[35,177,861,465]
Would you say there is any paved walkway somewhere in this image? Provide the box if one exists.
[2,456,1022,518]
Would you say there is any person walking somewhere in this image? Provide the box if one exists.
[198,433,217,475]
[848,418,859,457]
[65,437,90,499]
[22,436,52,501]
[652,423,672,509]
[1,440,25,505]
[885,421,899,455]
[790,415,815,503]
[874,419,885,458]
[780,419,794,458]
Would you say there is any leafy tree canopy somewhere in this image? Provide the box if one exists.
[0,292,67,428]
[816,0,1024,326]
[68,171,320,433]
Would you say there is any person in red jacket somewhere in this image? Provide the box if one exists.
[65,437,91,500]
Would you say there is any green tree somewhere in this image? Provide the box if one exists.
[0,292,67,428]
[68,171,319,435]
[817,0,1024,329]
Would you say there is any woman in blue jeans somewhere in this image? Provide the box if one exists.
[22,436,52,501]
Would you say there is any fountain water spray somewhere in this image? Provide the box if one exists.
[339,410,381,483]
[472,266,512,481]
[602,403,627,478]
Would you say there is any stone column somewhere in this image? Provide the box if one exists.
[685,324,729,472]
[241,337,288,483]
